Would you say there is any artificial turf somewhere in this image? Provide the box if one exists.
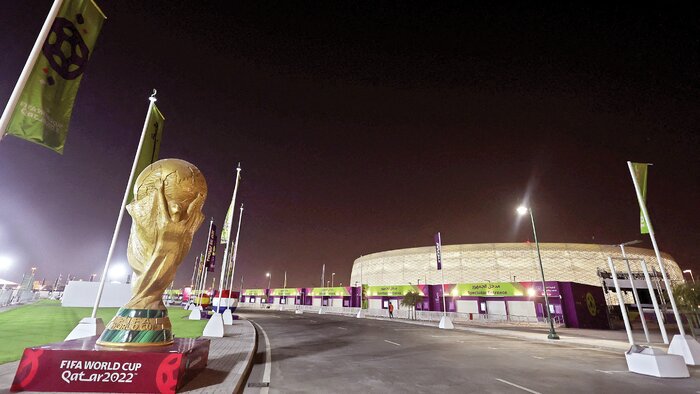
[0,299,207,364]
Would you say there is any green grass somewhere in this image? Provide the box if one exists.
[0,299,207,364]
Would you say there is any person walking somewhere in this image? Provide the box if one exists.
[388,301,394,319]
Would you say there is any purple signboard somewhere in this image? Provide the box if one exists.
[434,232,442,270]
[205,224,217,272]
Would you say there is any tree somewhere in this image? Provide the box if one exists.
[401,291,424,320]
[673,282,700,334]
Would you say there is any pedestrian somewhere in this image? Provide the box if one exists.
[388,301,394,319]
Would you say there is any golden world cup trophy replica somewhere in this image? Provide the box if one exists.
[97,159,207,347]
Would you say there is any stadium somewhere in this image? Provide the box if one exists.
[349,242,683,288]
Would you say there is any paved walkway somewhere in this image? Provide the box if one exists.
[181,319,257,393]
[0,319,257,394]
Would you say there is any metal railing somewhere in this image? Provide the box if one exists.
[237,302,565,328]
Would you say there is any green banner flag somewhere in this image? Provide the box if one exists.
[127,102,164,204]
[220,203,234,245]
[631,162,650,234]
[4,0,106,153]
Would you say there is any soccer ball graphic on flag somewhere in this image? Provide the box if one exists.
[42,15,90,81]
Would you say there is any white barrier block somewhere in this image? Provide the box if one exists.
[222,309,234,325]
[203,312,224,337]
[626,345,689,378]
[668,334,700,365]
[439,315,454,329]
[188,308,202,320]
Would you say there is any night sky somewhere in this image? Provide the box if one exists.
[1,2,699,289]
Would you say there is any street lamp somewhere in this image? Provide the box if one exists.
[0,255,13,272]
[266,272,271,289]
[331,272,336,287]
[517,205,559,340]
[683,269,695,284]
[108,264,128,283]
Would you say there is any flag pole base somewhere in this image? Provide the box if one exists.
[439,315,454,330]
[222,308,234,325]
[203,312,224,337]
[668,334,700,365]
[65,317,105,341]
[188,308,202,320]
[626,345,689,378]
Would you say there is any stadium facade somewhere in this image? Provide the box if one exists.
[349,243,683,288]
[236,243,684,329]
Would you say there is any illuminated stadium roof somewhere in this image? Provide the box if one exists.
[350,243,683,288]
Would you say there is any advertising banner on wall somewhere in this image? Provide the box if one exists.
[270,288,300,296]
[307,287,350,297]
[450,282,560,298]
[366,285,422,297]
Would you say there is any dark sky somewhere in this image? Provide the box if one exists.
[1,2,699,289]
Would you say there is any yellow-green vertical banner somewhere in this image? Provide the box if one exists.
[631,162,650,234]
[4,0,106,153]
[127,102,164,204]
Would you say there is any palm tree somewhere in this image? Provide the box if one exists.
[401,291,424,320]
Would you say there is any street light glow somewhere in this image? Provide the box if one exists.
[516,206,528,216]
[0,255,13,271]
[108,264,127,280]
[266,272,270,277]
[527,288,536,297]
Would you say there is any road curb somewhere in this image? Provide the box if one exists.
[233,319,258,394]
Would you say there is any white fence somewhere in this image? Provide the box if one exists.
[0,289,37,308]
[236,302,565,328]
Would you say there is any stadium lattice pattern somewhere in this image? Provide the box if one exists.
[350,243,683,289]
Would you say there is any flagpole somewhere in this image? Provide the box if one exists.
[216,166,241,308]
[225,204,244,308]
[203,164,241,336]
[90,92,157,319]
[0,0,64,141]
[627,161,685,336]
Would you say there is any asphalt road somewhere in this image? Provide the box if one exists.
[240,310,700,394]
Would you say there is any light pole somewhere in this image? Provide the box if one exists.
[683,269,695,284]
[266,272,271,289]
[331,273,336,287]
[517,205,559,340]
[618,239,650,343]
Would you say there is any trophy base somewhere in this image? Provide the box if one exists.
[11,336,210,393]
[97,307,173,347]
